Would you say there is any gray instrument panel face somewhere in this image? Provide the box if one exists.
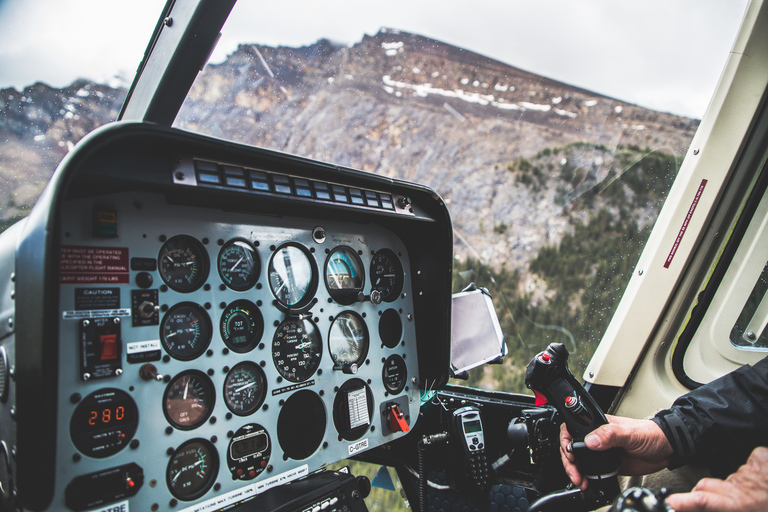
[56,190,419,512]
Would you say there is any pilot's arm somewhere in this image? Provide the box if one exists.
[560,357,768,511]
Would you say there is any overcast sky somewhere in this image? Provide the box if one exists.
[0,0,750,119]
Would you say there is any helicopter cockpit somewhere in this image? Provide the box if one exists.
[0,1,765,512]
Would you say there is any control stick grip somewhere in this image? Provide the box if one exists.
[524,343,620,481]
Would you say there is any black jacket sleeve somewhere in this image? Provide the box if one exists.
[652,356,768,478]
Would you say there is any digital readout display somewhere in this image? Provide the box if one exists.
[463,419,482,434]
[73,394,135,432]
[231,432,268,459]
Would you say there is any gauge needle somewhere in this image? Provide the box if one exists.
[236,381,256,392]
[184,378,189,400]
[230,256,244,271]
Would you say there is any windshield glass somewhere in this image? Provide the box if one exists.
[172,1,747,388]
[0,1,747,385]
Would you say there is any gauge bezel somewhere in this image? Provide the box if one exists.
[223,361,268,416]
[324,246,365,305]
[219,300,264,354]
[328,311,369,371]
[382,354,408,394]
[163,370,216,430]
[160,302,213,361]
[268,242,319,310]
[272,317,323,383]
[166,438,219,501]
[69,388,139,459]
[158,234,210,293]
[370,248,404,303]
[217,238,260,291]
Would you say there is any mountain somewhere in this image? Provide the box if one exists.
[0,29,698,277]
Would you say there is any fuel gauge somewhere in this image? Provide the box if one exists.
[166,438,219,501]
[163,370,215,430]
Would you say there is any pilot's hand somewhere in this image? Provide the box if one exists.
[665,446,768,512]
[559,415,673,490]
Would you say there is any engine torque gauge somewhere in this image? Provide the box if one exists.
[223,362,267,416]
[328,311,369,372]
[370,249,404,302]
[220,300,264,353]
[218,239,260,291]
[163,370,215,430]
[161,302,212,361]
[158,235,209,292]
[325,246,365,305]
[166,438,219,501]
[268,243,318,309]
[272,317,323,382]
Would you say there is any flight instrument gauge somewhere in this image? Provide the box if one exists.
[328,311,369,372]
[272,317,323,382]
[268,243,317,309]
[325,246,365,305]
[370,249,404,302]
[166,438,219,501]
[223,362,267,416]
[227,423,271,481]
[158,235,209,292]
[163,370,215,430]
[220,300,264,353]
[161,302,212,360]
[70,388,138,458]
[218,239,260,291]
[383,354,407,394]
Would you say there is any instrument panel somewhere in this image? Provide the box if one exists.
[58,190,419,510]
[1,123,453,512]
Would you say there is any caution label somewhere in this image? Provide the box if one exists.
[60,246,130,284]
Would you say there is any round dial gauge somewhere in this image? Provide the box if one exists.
[328,311,369,371]
[163,370,215,430]
[161,302,212,361]
[370,249,404,302]
[227,423,271,481]
[325,246,365,305]
[158,235,209,292]
[383,354,408,394]
[268,244,317,309]
[220,300,264,353]
[272,317,323,382]
[166,438,219,501]
[223,362,267,416]
[218,239,260,291]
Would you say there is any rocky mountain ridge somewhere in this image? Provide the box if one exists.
[1,29,698,278]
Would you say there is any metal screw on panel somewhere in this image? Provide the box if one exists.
[163,16,173,26]
[82,320,90,327]
[114,317,120,325]
[175,172,185,181]
[115,369,123,376]
[406,314,413,321]
[7,318,11,328]
[746,332,757,341]
[637,269,644,276]
[83,373,91,381]
[589,371,595,378]
[693,148,700,155]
